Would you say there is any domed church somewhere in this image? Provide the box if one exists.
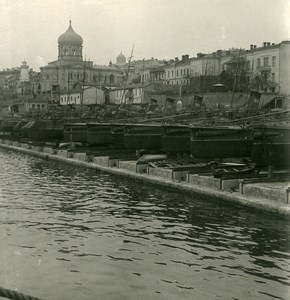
[58,20,83,61]
[116,51,126,65]
[39,21,123,96]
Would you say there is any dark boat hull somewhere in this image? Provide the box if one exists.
[111,124,124,147]
[86,124,112,146]
[86,123,125,147]
[251,125,290,166]
[123,125,162,150]
[190,127,253,159]
[23,121,63,142]
[162,125,190,154]
[63,123,87,143]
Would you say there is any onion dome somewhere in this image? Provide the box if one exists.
[58,21,83,46]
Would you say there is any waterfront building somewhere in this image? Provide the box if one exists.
[59,85,144,105]
[39,21,123,99]
[0,67,20,100]
[245,41,290,94]
[60,85,106,106]
[163,55,191,85]
[107,86,144,104]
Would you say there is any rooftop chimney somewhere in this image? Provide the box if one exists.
[175,57,179,62]
[250,44,254,50]
[182,54,189,62]
[272,43,275,46]
[267,42,271,47]
[197,53,206,59]
[263,42,267,47]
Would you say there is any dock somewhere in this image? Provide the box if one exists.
[0,138,289,217]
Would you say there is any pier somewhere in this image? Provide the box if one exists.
[1,138,289,217]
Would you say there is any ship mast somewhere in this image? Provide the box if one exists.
[120,45,134,104]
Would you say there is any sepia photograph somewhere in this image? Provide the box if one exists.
[0,0,289,299]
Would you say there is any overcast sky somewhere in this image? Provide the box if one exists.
[0,0,289,71]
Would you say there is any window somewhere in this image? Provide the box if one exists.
[257,58,261,67]
[176,70,179,76]
[272,56,276,67]
[32,104,35,109]
[172,70,174,77]
[264,57,269,67]
[252,59,254,70]
[272,73,275,82]
[168,71,170,78]
[42,104,45,108]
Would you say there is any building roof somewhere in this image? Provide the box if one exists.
[58,21,83,46]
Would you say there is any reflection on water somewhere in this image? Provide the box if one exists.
[0,149,290,300]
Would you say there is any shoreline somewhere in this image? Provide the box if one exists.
[0,139,289,218]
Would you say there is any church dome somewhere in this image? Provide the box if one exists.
[116,51,126,65]
[58,21,83,46]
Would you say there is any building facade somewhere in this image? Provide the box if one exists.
[245,41,290,94]
[40,21,124,98]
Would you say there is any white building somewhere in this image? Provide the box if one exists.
[108,86,144,104]
[59,86,106,106]
[245,41,290,94]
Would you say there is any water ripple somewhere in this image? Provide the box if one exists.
[0,149,290,300]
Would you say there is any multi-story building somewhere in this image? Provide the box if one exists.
[0,67,20,100]
[245,41,290,94]
[163,55,191,85]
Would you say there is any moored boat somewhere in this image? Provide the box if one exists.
[251,124,290,166]
[13,120,29,136]
[21,120,64,142]
[86,123,113,146]
[123,124,162,150]
[0,119,18,135]
[161,124,191,154]
[63,122,87,143]
[190,126,253,159]
[111,123,125,147]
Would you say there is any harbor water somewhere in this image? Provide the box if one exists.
[0,149,290,300]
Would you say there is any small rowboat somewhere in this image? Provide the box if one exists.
[210,162,256,178]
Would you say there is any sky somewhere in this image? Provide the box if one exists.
[0,0,289,71]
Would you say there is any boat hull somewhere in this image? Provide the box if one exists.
[63,123,87,143]
[162,125,190,154]
[251,125,290,166]
[86,124,112,146]
[123,125,162,150]
[190,127,253,159]
[23,120,63,142]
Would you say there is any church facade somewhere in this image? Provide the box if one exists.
[39,21,124,97]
